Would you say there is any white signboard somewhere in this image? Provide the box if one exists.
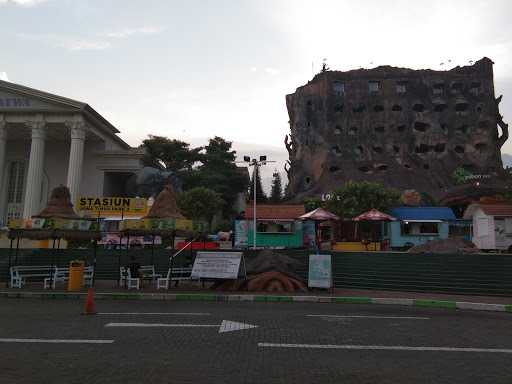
[308,254,332,289]
[191,252,242,279]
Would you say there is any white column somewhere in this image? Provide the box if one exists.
[66,120,86,204]
[22,119,46,218]
[0,116,7,222]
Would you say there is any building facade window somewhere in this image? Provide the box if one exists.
[368,81,380,93]
[396,81,407,94]
[6,161,26,221]
[333,81,345,96]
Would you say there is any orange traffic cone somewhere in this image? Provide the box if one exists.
[82,288,97,315]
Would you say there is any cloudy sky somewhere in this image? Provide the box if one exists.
[1,0,512,187]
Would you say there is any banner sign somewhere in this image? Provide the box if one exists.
[308,254,332,288]
[76,197,147,215]
[191,252,242,279]
[234,220,249,247]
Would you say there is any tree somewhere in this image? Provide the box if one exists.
[249,165,267,203]
[269,171,283,203]
[177,187,224,229]
[452,167,471,185]
[140,135,202,173]
[303,196,323,212]
[324,181,400,218]
[196,136,249,217]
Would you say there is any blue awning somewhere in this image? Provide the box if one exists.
[390,207,456,221]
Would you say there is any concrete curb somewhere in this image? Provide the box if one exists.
[0,291,510,313]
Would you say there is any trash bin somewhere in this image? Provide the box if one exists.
[68,260,85,291]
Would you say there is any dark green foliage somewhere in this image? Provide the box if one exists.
[177,187,224,229]
[248,165,267,203]
[269,171,283,203]
[303,197,323,212]
[141,135,202,173]
[324,181,400,218]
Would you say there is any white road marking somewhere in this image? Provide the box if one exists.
[307,314,430,320]
[0,338,114,344]
[258,343,512,353]
[98,312,211,316]
[106,322,217,328]
[105,320,258,333]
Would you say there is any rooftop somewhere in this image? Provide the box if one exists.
[391,207,456,221]
[244,203,305,220]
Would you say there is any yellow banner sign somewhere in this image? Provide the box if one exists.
[76,197,147,215]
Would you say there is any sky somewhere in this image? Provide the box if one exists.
[1,0,512,188]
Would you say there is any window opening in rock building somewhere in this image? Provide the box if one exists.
[470,82,481,96]
[475,142,487,153]
[373,105,384,112]
[397,125,405,132]
[457,125,468,134]
[396,81,407,94]
[478,120,489,129]
[455,102,469,112]
[451,82,463,92]
[434,103,447,112]
[434,143,446,152]
[368,81,380,93]
[433,83,444,95]
[392,104,402,112]
[332,145,341,155]
[414,122,429,132]
[413,103,425,112]
[373,146,383,153]
[334,104,344,113]
[334,126,342,134]
[353,104,366,113]
[375,126,385,133]
[454,145,465,154]
[333,81,345,96]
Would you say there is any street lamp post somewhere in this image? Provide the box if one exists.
[243,155,274,250]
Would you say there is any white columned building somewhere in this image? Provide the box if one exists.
[0,79,144,224]
[23,117,47,218]
[65,118,86,205]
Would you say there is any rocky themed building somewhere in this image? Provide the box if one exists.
[0,79,144,225]
[284,58,509,200]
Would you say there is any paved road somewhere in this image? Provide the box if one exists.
[0,299,511,384]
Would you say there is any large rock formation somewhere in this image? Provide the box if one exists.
[285,58,509,200]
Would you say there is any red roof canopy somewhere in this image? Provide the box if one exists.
[353,209,396,221]
[244,203,305,220]
[299,207,339,221]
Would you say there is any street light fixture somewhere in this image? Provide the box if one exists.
[243,155,274,250]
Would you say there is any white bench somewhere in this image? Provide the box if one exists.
[43,266,95,290]
[10,266,54,288]
[140,265,162,282]
[156,267,192,290]
[119,266,141,290]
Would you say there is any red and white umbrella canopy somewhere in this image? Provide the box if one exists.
[353,209,396,222]
[299,207,340,221]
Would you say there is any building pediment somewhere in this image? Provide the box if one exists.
[0,80,85,113]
